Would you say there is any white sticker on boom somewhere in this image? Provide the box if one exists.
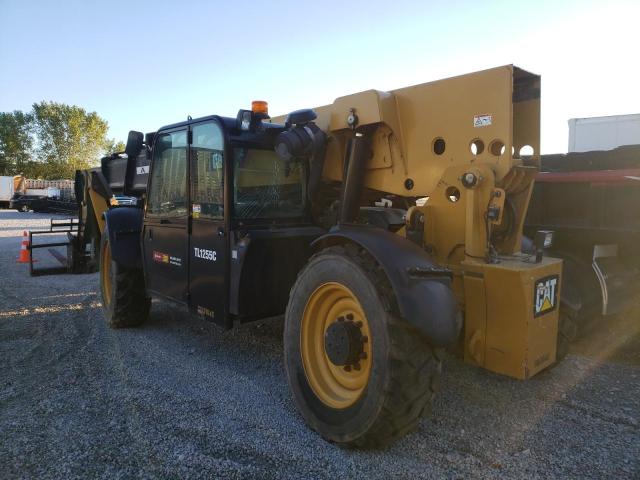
[473,114,492,128]
[136,166,150,174]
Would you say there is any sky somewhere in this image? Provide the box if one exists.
[1,0,639,154]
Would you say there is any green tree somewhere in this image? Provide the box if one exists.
[0,110,34,175]
[104,139,126,156]
[1,103,118,179]
[32,101,111,179]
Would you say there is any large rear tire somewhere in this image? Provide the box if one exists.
[555,308,578,362]
[284,245,441,447]
[99,229,150,328]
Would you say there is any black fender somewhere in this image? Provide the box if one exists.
[312,224,461,347]
[103,207,144,269]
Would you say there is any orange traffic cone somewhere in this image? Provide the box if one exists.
[17,230,32,263]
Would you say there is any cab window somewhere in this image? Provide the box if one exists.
[191,122,224,219]
[147,131,187,217]
[233,148,305,219]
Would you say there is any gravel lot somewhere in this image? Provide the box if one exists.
[0,210,638,479]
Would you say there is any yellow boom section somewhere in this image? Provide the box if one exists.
[309,65,540,195]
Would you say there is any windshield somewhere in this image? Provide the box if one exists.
[233,147,306,219]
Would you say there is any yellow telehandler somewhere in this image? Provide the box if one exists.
[92,65,562,446]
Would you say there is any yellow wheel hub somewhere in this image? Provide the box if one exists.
[101,240,113,307]
[300,282,372,409]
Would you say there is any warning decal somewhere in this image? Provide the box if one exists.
[153,250,169,264]
[473,114,492,128]
[533,275,559,318]
[153,250,182,267]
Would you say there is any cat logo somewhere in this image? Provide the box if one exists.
[534,275,559,317]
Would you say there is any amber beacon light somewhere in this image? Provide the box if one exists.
[251,100,268,115]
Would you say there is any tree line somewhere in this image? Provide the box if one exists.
[0,101,124,179]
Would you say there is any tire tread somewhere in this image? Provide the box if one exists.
[299,244,442,448]
[100,231,150,329]
[107,266,150,328]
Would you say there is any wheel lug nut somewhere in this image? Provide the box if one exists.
[344,365,351,372]
[355,321,362,328]
[353,363,361,371]
[337,316,345,322]
[346,313,354,320]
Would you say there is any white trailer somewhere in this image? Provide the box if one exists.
[568,113,640,152]
[0,176,15,207]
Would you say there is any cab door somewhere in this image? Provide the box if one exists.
[188,120,229,326]
[142,128,189,302]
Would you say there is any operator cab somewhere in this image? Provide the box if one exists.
[141,102,324,328]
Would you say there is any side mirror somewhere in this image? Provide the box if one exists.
[236,109,253,131]
[145,132,156,159]
[145,132,156,146]
[125,130,144,158]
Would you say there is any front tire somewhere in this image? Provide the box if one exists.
[100,229,150,328]
[284,245,441,447]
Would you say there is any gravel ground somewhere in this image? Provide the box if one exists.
[0,209,638,479]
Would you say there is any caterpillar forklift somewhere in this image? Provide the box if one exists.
[98,65,563,447]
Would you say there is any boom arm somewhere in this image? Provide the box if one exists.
[274,65,562,379]
[274,65,540,264]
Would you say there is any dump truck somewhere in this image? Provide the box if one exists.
[525,145,640,349]
[91,65,563,446]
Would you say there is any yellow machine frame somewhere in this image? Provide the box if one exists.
[276,65,562,379]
